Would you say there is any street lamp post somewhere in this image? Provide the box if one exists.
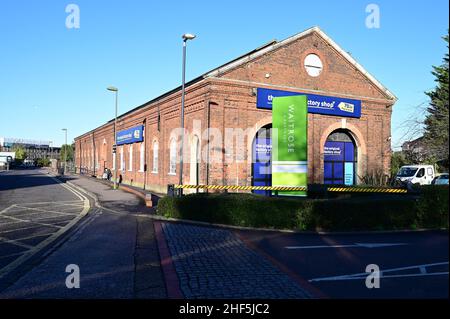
[107,86,119,190]
[179,33,196,196]
[61,129,67,175]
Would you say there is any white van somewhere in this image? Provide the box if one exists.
[396,165,436,185]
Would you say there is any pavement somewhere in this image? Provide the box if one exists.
[159,222,311,299]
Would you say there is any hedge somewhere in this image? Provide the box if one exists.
[156,185,449,231]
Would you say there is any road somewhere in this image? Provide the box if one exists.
[0,168,89,290]
[0,169,165,298]
[236,229,449,298]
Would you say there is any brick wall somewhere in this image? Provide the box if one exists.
[74,29,395,192]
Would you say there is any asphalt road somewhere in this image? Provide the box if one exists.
[0,168,89,292]
[237,229,449,298]
[0,170,165,299]
[0,168,81,211]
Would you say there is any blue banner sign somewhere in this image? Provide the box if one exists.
[116,125,144,145]
[256,88,361,118]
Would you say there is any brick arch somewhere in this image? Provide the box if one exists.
[246,116,272,182]
[319,121,367,184]
[247,115,272,154]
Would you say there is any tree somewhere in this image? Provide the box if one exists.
[36,158,51,167]
[423,31,449,167]
[60,144,74,162]
[391,151,407,176]
[12,145,27,161]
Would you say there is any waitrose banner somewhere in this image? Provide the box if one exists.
[272,95,308,196]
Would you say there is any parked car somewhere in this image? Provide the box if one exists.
[431,173,449,185]
[395,165,436,185]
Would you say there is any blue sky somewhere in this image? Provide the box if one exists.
[0,0,448,149]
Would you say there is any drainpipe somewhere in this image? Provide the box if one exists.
[206,101,211,188]
[92,132,96,177]
[79,140,82,174]
[143,118,147,190]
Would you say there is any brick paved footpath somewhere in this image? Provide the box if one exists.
[161,222,311,299]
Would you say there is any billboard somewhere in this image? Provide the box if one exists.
[116,125,144,145]
[272,95,308,196]
[257,88,361,118]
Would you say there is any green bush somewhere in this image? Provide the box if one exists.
[36,158,51,167]
[156,186,449,231]
[415,185,449,228]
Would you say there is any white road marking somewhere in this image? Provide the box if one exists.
[0,179,91,280]
[309,262,449,282]
[0,205,14,215]
[13,200,83,205]
[0,236,33,249]
[1,232,56,244]
[286,243,408,249]
[0,251,26,259]
[0,224,57,234]
[9,205,82,217]
[0,215,63,229]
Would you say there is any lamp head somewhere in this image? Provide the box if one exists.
[182,33,196,41]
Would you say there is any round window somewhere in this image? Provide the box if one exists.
[304,54,323,77]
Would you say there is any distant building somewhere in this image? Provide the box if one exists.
[0,137,61,161]
[401,136,428,162]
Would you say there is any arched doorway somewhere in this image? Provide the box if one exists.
[324,129,357,185]
[252,124,272,195]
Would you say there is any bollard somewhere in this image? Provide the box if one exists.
[167,184,175,197]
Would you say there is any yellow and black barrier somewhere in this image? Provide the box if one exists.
[172,184,408,194]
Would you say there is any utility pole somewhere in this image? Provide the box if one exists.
[107,86,119,190]
[62,128,67,175]
[179,33,196,196]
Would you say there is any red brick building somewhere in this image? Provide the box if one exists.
[74,26,396,194]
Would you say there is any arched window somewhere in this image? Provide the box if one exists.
[169,139,176,175]
[139,143,145,172]
[128,145,133,171]
[152,141,159,173]
[120,147,125,171]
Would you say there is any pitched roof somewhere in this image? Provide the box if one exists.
[205,26,397,101]
[77,26,396,139]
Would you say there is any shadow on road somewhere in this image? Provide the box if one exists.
[0,169,76,191]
